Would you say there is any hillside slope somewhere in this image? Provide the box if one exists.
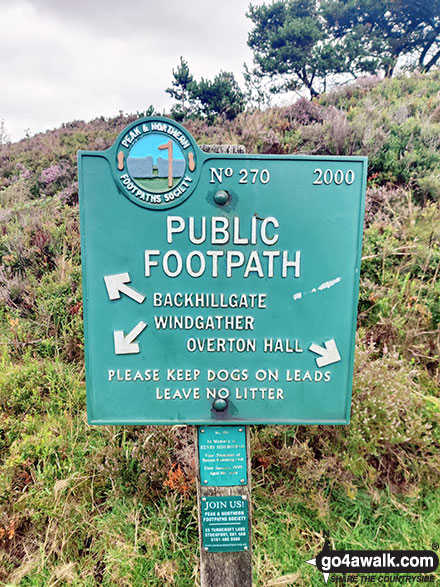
[0,73,439,585]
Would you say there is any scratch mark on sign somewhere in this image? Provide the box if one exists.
[293,277,342,301]
[318,277,341,290]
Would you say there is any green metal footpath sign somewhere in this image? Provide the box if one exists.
[78,117,366,425]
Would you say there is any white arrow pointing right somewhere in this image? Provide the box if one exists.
[114,321,147,355]
[309,339,341,368]
[104,273,145,304]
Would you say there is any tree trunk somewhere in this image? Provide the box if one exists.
[309,85,319,99]
[422,49,440,72]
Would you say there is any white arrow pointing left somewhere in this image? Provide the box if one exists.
[104,273,145,304]
[114,321,147,355]
[309,339,341,368]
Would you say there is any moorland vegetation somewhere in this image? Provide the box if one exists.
[0,72,439,585]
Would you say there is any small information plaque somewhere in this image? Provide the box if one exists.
[201,496,249,552]
[198,426,247,486]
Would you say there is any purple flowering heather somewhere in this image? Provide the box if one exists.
[15,162,31,179]
[59,181,78,205]
[40,164,64,185]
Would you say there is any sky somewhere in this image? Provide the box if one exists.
[131,135,184,160]
[0,0,268,142]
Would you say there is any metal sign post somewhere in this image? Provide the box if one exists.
[78,117,367,584]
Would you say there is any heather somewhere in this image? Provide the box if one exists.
[0,73,439,585]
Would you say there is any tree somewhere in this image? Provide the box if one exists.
[412,1,440,72]
[243,62,273,108]
[190,71,246,122]
[246,0,351,98]
[165,57,196,120]
[322,0,440,77]
[166,60,245,123]
[246,0,440,98]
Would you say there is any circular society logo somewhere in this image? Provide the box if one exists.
[114,118,198,210]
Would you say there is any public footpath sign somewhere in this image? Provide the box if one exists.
[78,117,367,426]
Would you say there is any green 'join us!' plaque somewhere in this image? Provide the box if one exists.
[78,116,367,425]
[201,496,249,552]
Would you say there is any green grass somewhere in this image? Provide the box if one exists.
[252,488,440,585]
[0,389,438,586]
[0,72,439,585]
[0,346,438,585]
[133,175,181,192]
